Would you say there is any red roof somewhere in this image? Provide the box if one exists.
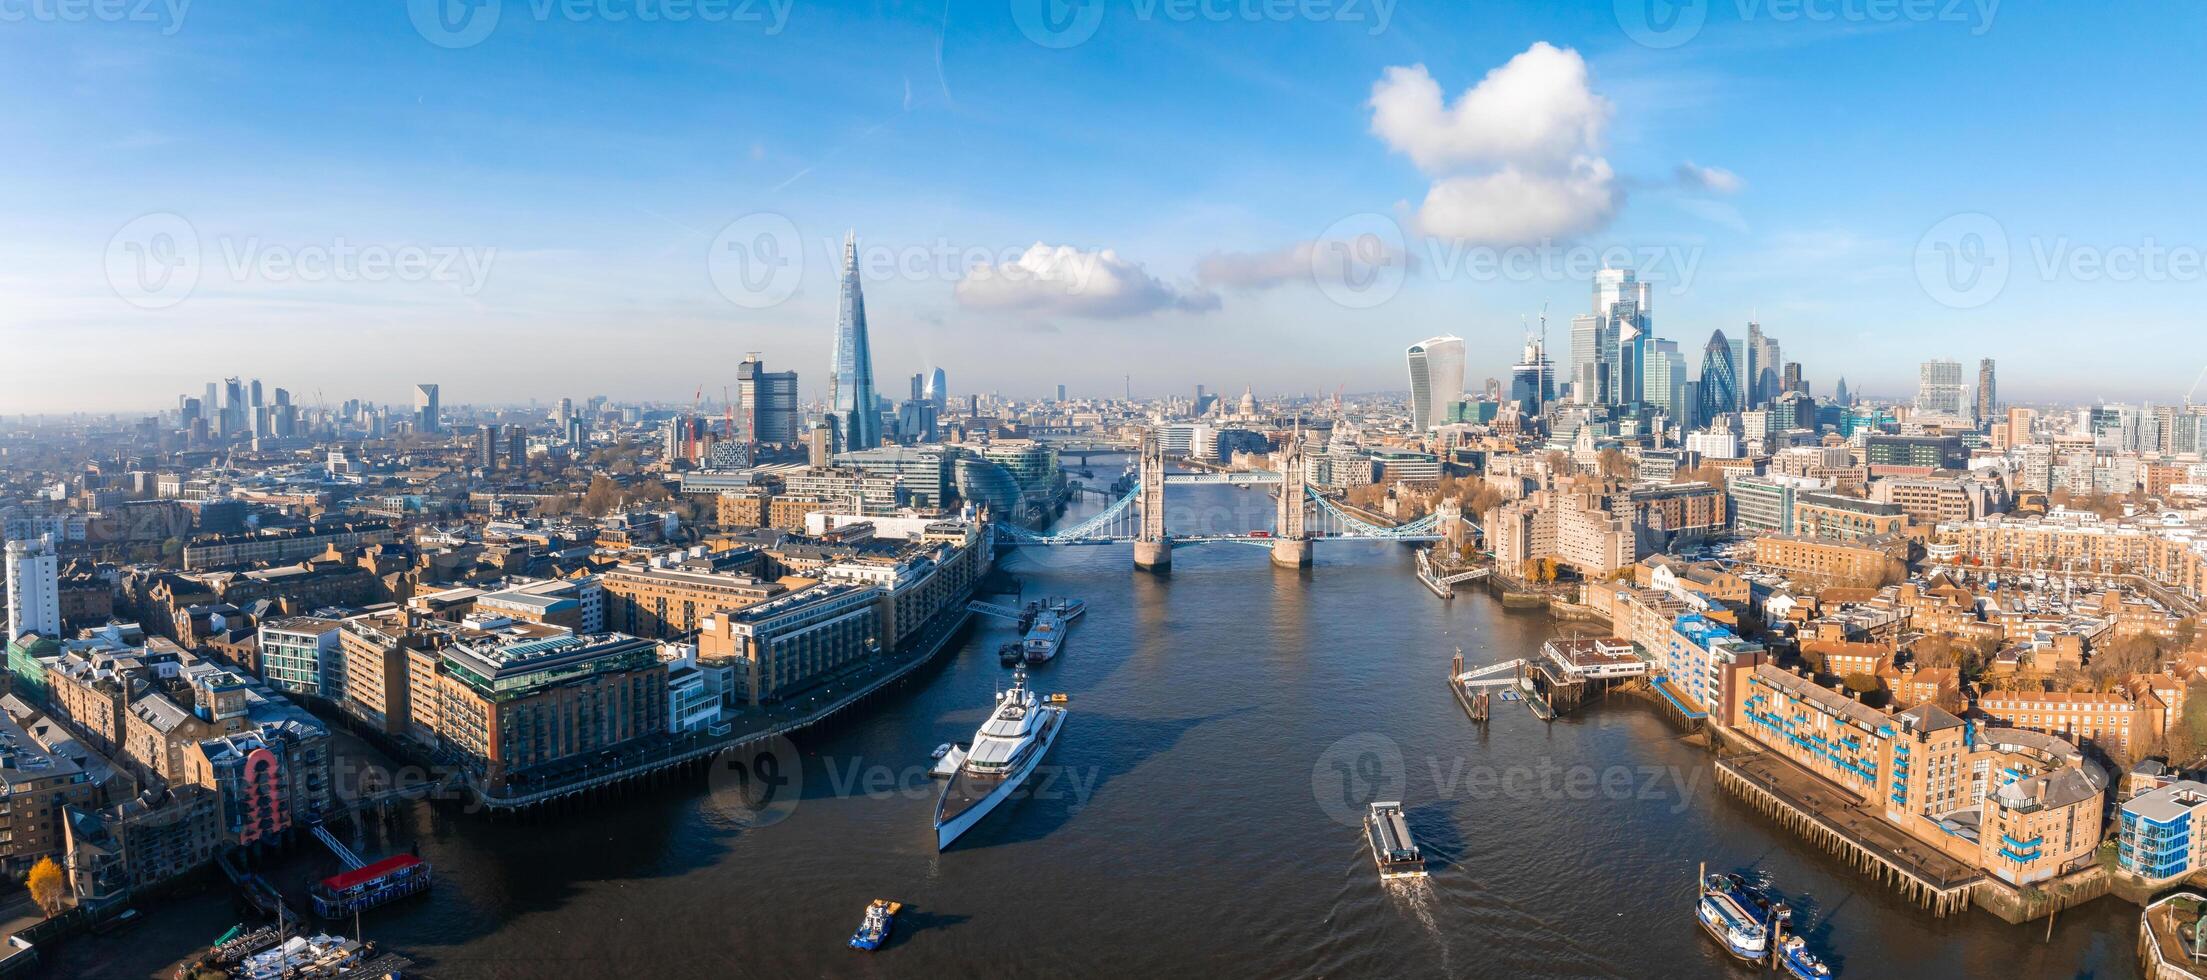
[319,854,423,892]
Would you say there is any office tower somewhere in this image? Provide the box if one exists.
[1645,339,1686,422]
[181,397,202,426]
[737,355,800,446]
[1915,359,1966,418]
[4,534,60,640]
[1592,268,1651,406]
[507,426,529,470]
[1698,329,1741,422]
[566,417,584,446]
[1976,358,1997,423]
[1746,323,1781,408]
[829,232,881,452]
[558,397,574,422]
[249,378,264,408]
[1056,384,1068,403]
[926,368,947,410]
[414,383,441,433]
[1568,313,1606,404]
[1405,335,1466,431]
[1509,333,1562,417]
[204,382,219,420]
[908,374,925,404]
[1835,377,1850,407]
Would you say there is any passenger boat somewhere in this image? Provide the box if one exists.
[1778,935,1833,979]
[1698,871,1782,962]
[848,899,901,952]
[1364,802,1427,880]
[935,670,1067,849]
[1022,607,1068,664]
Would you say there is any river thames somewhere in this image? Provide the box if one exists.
[62,474,2139,978]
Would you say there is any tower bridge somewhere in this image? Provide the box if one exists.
[998,428,1469,570]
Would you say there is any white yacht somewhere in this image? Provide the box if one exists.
[934,670,1067,850]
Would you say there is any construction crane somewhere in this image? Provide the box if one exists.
[2186,362,2207,407]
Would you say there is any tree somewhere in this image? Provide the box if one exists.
[580,474,625,517]
[1596,447,1634,480]
[27,857,64,917]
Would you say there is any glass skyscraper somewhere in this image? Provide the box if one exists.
[830,233,881,451]
[1699,329,1740,422]
[1405,335,1465,430]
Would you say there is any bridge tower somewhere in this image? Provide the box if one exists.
[1134,429,1172,571]
[1271,424,1312,568]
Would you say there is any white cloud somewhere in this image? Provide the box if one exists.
[1369,43,1738,245]
[1676,162,1743,194]
[955,243,1219,319]
[1369,44,1611,174]
[1414,159,1620,243]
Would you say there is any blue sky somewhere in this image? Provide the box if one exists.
[4,0,2203,413]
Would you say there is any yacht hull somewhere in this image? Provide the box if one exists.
[934,707,1065,850]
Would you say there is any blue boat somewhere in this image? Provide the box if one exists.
[1697,872,1784,962]
[1779,935,1833,979]
[848,899,901,952]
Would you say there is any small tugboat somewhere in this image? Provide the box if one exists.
[1698,869,1783,962]
[998,642,1025,666]
[1365,802,1427,881]
[849,899,901,952]
[1778,935,1833,979]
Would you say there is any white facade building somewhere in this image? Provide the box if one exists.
[3,534,60,641]
[1406,335,1466,431]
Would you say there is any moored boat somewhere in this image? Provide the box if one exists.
[935,669,1068,849]
[1779,935,1833,979]
[1021,608,1068,664]
[848,899,901,952]
[1697,872,1782,962]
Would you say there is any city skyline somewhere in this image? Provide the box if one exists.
[7,4,2207,412]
